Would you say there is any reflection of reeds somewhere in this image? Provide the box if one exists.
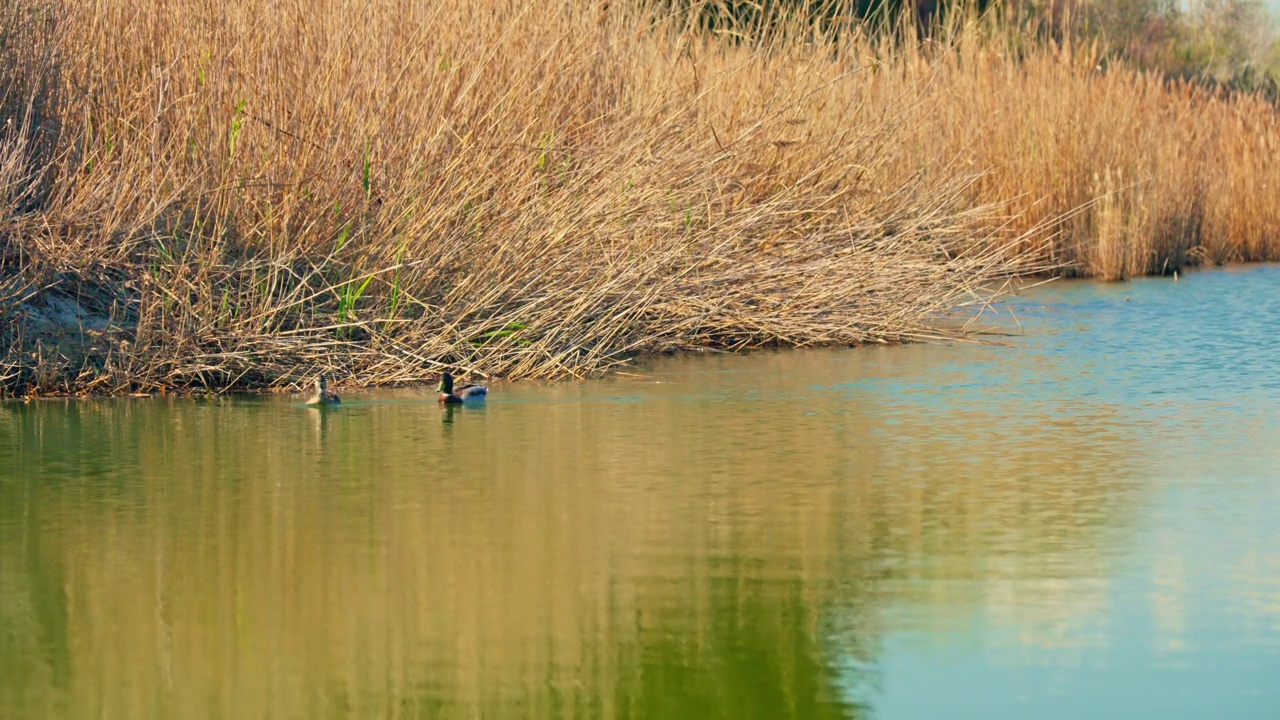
[0,370,1151,718]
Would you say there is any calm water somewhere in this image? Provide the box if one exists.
[2,266,1279,719]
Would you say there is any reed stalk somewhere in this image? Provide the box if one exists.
[0,0,1276,395]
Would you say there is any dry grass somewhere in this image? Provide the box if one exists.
[880,25,1280,279]
[0,0,1277,395]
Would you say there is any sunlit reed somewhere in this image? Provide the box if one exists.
[0,1,1277,395]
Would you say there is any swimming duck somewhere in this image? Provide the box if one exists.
[305,374,341,406]
[437,371,487,404]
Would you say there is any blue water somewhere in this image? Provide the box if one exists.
[840,266,1280,719]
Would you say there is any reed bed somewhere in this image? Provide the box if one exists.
[882,27,1280,279]
[0,0,1276,395]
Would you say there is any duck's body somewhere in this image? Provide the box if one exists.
[455,384,488,400]
[306,375,341,406]
[437,371,487,404]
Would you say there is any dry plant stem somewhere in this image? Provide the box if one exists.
[0,1,1277,396]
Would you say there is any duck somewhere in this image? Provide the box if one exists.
[437,370,487,404]
[305,374,341,406]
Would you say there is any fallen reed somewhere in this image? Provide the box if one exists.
[0,0,1277,395]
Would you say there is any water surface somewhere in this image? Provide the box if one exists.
[2,266,1279,719]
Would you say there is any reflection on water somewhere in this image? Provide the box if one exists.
[2,266,1279,719]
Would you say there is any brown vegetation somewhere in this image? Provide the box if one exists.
[0,0,1277,395]
[884,27,1280,278]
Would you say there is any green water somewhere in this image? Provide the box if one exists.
[2,266,1279,719]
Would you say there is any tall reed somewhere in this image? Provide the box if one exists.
[0,0,1277,394]
[878,23,1280,278]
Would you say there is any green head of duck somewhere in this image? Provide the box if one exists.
[438,371,487,404]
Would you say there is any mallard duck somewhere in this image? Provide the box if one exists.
[306,374,341,406]
[437,371,487,404]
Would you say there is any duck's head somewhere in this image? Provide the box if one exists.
[437,371,454,394]
[315,375,328,393]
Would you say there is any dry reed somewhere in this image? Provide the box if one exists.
[0,0,1277,395]
[882,24,1280,278]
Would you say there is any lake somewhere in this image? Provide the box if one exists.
[2,265,1279,719]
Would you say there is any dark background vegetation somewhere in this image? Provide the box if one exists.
[680,0,1279,92]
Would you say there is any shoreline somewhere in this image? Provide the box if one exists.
[0,262,1233,400]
